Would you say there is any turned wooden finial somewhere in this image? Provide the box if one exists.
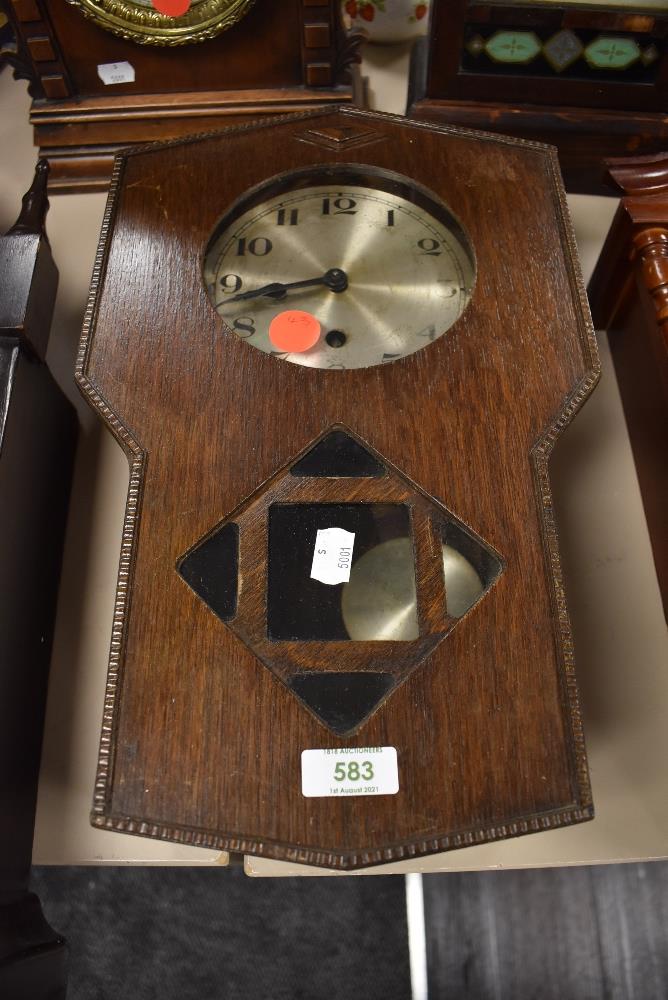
[6,159,50,239]
[607,153,668,198]
[1,159,57,359]
[631,227,668,348]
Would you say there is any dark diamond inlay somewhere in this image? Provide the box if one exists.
[290,430,385,479]
[178,522,239,622]
[290,672,395,734]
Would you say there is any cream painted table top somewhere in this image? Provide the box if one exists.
[0,40,665,874]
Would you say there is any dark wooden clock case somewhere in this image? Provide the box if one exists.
[588,153,668,620]
[0,161,76,995]
[2,0,362,192]
[79,106,596,869]
[407,0,668,194]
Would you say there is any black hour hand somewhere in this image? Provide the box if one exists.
[226,268,348,303]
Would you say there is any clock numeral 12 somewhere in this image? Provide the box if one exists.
[322,197,357,216]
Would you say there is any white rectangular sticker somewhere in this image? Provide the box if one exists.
[310,527,355,585]
[301,747,399,797]
[97,61,135,86]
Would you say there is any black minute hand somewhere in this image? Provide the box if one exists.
[226,267,348,303]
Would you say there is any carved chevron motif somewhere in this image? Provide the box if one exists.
[296,125,385,152]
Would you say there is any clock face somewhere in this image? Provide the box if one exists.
[202,168,476,370]
[66,0,255,45]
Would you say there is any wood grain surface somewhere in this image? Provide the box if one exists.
[78,107,597,868]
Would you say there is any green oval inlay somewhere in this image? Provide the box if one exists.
[585,35,641,70]
[485,31,541,65]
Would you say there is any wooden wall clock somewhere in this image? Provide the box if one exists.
[407,0,668,194]
[79,106,596,869]
[1,0,363,192]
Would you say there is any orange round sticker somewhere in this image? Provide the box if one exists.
[269,311,321,353]
[152,0,191,15]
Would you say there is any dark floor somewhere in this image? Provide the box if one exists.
[30,866,411,1000]
[423,862,668,1000]
[30,860,668,1000]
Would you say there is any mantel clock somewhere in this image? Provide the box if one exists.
[1,0,362,192]
[78,107,596,869]
[408,0,668,194]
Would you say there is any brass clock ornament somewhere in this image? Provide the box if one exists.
[79,107,596,869]
[64,0,256,46]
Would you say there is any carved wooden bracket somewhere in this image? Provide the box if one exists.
[631,227,668,348]
[589,154,668,330]
[3,0,73,100]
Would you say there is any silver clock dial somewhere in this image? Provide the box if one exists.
[203,174,475,370]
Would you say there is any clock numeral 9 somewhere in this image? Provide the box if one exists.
[236,237,273,257]
[322,197,357,216]
[417,238,442,256]
[219,274,242,293]
[232,316,255,338]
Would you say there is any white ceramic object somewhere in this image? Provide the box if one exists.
[342,0,430,45]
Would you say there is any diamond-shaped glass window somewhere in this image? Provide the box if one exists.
[177,427,503,734]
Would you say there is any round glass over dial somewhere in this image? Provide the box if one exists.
[202,169,476,370]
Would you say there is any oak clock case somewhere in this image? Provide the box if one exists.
[1,0,360,192]
[407,0,668,194]
[78,108,596,870]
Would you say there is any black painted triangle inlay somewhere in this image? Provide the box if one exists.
[178,522,238,622]
[290,430,385,478]
[290,672,395,734]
